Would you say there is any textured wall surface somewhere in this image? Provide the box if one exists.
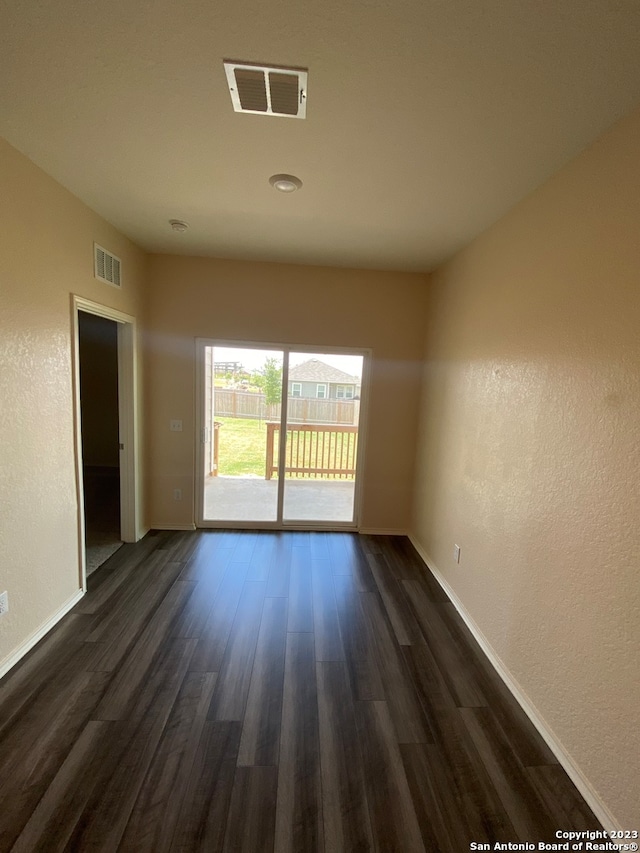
[145,255,428,531]
[0,139,147,673]
[412,106,640,826]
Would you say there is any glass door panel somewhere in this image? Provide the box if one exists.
[282,351,363,523]
[202,345,283,523]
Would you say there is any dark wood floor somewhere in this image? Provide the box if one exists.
[0,530,600,852]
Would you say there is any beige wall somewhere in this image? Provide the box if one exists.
[412,106,640,827]
[0,138,147,674]
[146,255,427,530]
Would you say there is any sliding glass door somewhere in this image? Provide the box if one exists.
[201,344,284,522]
[282,351,363,523]
[197,341,366,528]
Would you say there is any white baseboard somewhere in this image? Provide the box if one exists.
[358,527,407,536]
[149,523,197,531]
[0,588,85,681]
[408,534,620,834]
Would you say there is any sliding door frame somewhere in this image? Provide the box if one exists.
[194,338,372,531]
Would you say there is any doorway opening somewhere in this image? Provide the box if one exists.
[78,312,122,574]
[72,297,139,587]
[196,341,368,528]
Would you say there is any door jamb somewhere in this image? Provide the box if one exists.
[72,295,140,590]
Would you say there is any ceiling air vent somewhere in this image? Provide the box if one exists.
[223,61,307,119]
[94,243,122,288]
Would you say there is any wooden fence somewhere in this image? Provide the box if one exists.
[265,422,358,480]
[213,390,358,425]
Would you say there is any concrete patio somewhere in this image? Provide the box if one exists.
[203,475,355,522]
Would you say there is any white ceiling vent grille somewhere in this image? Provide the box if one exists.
[94,243,122,288]
[223,61,307,119]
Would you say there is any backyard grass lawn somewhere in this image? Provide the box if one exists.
[215,416,357,478]
[216,416,267,477]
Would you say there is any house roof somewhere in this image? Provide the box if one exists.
[289,359,359,385]
[2,1,640,272]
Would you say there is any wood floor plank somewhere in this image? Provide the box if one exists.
[68,638,197,850]
[328,531,354,575]
[231,531,258,563]
[403,578,487,707]
[393,537,449,601]
[237,596,287,766]
[526,765,601,831]
[332,574,385,701]
[317,661,374,852]
[437,600,559,766]
[412,701,519,844]
[385,535,443,589]
[367,551,425,645]
[77,532,168,615]
[169,721,242,852]
[160,530,201,563]
[265,534,292,597]
[174,550,233,638]
[312,559,345,661]
[402,641,458,718]
[360,591,432,743]
[247,532,279,582]
[94,581,195,720]
[400,742,470,853]
[275,632,323,853]
[9,720,113,853]
[87,558,185,672]
[189,562,250,672]
[207,581,267,721]
[287,546,314,632]
[0,671,111,851]
[400,731,518,850]
[0,613,98,740]
[309,531,330,559]
[459,706,559,842]
[357,533,382,556]
[118,671,218,852]
[354,700,426,853]
[345,535,378,592]
[177,531,233,583]
[222,766,278,853]
[83,547,172,638]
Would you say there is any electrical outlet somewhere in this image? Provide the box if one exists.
[173,489,182,501]
[0,591,8,615]
[170,419,183,432]
[453,544,461,564]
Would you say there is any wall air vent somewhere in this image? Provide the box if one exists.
[223,61,307,119]
[94,243,122,288]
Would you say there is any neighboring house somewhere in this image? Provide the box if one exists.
[288,358,360,400]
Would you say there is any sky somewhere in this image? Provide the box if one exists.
[211,345,363,379]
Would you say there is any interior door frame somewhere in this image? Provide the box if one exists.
[194,338,372,531]
[72,296,141,590]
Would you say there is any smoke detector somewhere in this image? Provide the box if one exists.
[169,219,189,232]
[223,61,308,119]
[269,174,303,193]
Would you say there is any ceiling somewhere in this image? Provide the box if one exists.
[2,0,640,272]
